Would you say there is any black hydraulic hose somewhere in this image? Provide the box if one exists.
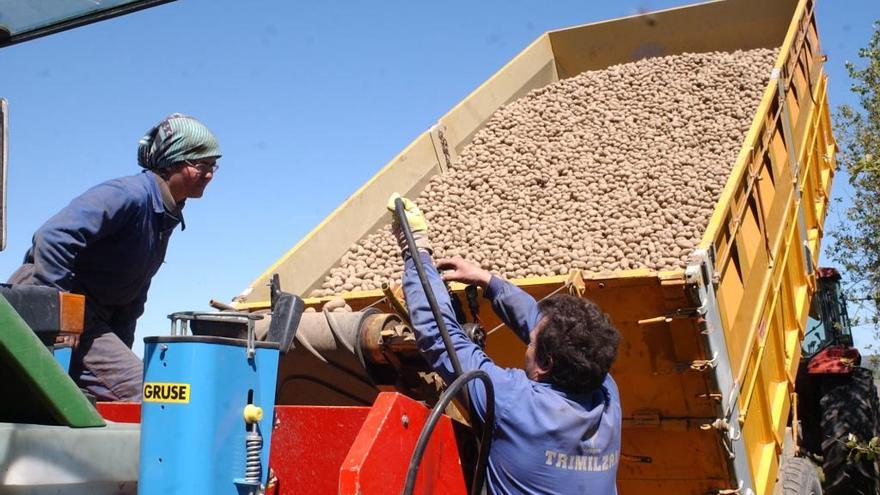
[394,198,465,383]
[395,198,492,494]
[401,369,495,495]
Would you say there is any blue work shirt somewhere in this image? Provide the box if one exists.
[403,252,621,495]
[20,172,181,346]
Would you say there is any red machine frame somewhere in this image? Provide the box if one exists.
[97,392,467,494]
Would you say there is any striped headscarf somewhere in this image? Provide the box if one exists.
[137,113,221,170]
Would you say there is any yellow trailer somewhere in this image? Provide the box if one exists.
[235,0,836,493]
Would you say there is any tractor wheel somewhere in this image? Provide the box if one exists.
[776,457,823,494]
[820,367,880,495]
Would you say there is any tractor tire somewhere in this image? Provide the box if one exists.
[776,457,823,495]
[820,367,880,495]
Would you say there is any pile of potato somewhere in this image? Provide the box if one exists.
[310,48,777,297]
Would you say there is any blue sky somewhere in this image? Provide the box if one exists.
[0,0,877,357]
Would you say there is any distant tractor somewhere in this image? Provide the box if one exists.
[796,268,880,495]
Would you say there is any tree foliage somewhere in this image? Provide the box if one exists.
[830,20,880,332]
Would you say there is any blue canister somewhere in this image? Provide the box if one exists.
[138,335,279,495]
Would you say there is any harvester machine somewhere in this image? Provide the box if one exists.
[1,0,870,494]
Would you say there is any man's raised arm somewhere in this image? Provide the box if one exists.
[437,257,542,345]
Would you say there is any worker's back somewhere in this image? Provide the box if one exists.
[486,371,621,495]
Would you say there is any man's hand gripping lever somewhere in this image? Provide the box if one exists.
[387,193,432,254]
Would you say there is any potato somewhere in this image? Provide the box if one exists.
[311,48,777,296]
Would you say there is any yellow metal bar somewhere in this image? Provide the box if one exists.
[739,338,769,424]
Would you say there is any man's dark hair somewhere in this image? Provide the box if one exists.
[535,294,620,394]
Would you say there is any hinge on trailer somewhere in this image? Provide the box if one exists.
[690,353,719,372]
[684,251,716,309]
[700,418,740,439]
[713,481,744,495]
[642,254,711,326]
[702,415,742,464]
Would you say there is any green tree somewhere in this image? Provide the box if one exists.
[830,20,880,335]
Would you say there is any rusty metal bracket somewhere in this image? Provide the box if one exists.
[381,281,412,327]
[620,453,653,464]
[700,418,740,439]
[565,270,586,297]
[637,306,702,326]
[428,124,453,173]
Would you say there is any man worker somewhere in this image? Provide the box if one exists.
[388,194,622,494]
[8,113,221,402]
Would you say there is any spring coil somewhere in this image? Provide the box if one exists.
[245,432,263,482]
